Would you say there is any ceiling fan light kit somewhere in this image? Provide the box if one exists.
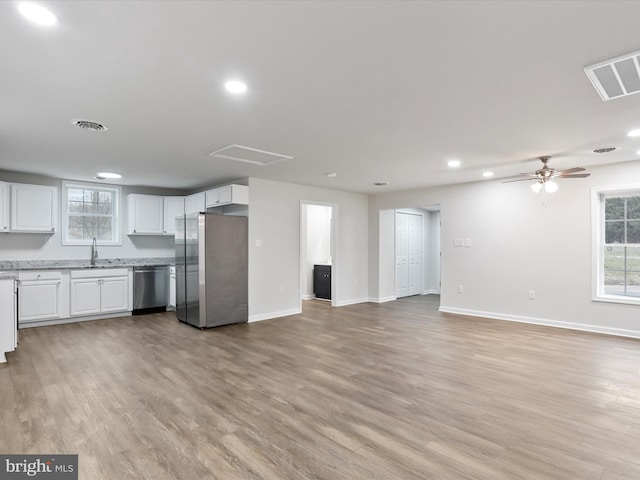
[504,156,591,194]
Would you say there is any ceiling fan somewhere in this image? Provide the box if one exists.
[503,156,591,193]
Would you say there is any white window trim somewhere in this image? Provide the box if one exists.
[591,184,640,306]
[62,181,122,246]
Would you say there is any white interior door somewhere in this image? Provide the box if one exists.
[408,213,423,296]
[395,212,409,298]
[396,211,424,298]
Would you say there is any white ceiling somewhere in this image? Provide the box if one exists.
[3,0,640,193]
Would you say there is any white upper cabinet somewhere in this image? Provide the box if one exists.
[0,182,8,233]
[205,184,249,208]
[163,196,185,235]
[128,194,186,235]
[128,194,164,235]
[184,191,205,215]
[10,183,58,233]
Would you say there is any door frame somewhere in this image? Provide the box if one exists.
[394,210,424,298]
[300,201,338,308]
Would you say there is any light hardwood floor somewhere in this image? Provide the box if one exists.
[1,295,640,479]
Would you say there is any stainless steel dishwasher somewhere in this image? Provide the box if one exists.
[133,265,169,314]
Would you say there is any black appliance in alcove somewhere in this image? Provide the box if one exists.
[313,264,331,300]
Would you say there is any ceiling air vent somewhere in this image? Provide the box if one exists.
[593,147,617,154]
[209,144,292,166]
[585,50,640,101]
[71,119,108,131]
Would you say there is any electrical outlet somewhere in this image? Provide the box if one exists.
[457,285,464,294]
[278,286,284,294]
[528,290,535,300]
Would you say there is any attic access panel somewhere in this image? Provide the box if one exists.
[585,49,640,101]
[209,145,293,166]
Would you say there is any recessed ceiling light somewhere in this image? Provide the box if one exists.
[96,172,122,180]
[627,128,640,137]
[637,150,640,156]
[326,172,337,178]
[225,80,247,94]
[374,181,389,186]
[482,171,494,178]
[17,2,58,26]
[447,159,461,168]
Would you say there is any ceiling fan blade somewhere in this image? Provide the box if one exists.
[558,173,591,178]
[556,167,585,175]
[502,177,537,183]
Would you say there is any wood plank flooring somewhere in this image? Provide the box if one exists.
[1,295,640,479]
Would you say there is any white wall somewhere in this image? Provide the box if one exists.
[377,209,395,303]
[248,177,368,321]
[0,171,185,261]
[302,204,332,299]
[426,210,441,293]
[369,160,640,338]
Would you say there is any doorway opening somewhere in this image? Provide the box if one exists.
[394,205,441,305]
[300,202,337,307]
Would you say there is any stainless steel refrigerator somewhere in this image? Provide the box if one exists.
[175,212,248,328]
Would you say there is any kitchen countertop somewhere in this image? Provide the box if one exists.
[0,257,174,271]
[0,271,18,279]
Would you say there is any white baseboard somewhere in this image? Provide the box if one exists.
[422,290,440,295]
[439,306,640,340]
[301,294,315,300]
[368,296,397,303]
[249,308,301,323]
[19,311,132,329]
[334,297,369,307]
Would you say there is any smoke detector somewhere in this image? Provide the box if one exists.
[71,119,108,132]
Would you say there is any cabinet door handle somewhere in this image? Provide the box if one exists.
[51,228,55,232]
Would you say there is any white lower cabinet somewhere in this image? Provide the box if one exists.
[168,266,176,310]
[69,278,101,316]
[0,278,17,363]
[70,269,129,317]
[18,271,64,324]
[101,277,129,313]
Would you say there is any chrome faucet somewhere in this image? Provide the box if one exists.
[91,237,98,266]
